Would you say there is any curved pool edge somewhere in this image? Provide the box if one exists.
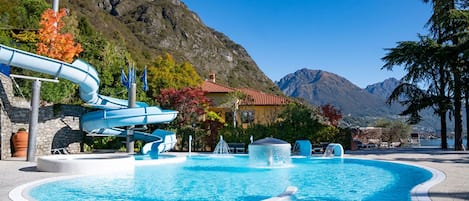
[37,153,135,173]
[349,157,446,201]
[9,174,85,201]
[135,154,187,166]
[9,153,187,201]
[10,155,446,201]
[400,161,446,201]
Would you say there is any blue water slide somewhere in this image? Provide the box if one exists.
[0,44,178,154]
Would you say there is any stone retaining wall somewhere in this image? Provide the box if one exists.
[0,74,89,160]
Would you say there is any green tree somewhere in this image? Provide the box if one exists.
[147,53,202,98]
[423,0,469,150]
[0,1,81,103]
[97,41,134,99]
[383,0,469,150]
[76,17,140,102]
[13,0,49,29]
[374,119,412,142]
[0,0,49,55]
[382,36,452,149]
[0,30,11,45]
[0,0,49,30]
[278,102,324,143]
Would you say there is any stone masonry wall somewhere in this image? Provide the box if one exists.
[0,74,89,160]
[0,74,13,159]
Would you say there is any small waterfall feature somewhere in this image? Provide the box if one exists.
[323,143,344,158]
[249,137,291,167]
[213,136,231,155]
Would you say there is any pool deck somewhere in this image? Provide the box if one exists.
[1,148,468,201]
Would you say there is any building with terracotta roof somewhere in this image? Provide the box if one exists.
[201,79,235,105]
[201,76,291,126]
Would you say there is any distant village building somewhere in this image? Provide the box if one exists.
[356,127,384,144]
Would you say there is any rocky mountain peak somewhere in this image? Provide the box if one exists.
[64,0,279,93]
[365,77,400,98]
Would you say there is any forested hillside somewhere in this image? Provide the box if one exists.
[0,0,280,104]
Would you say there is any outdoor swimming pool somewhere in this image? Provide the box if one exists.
[27,155,432,201]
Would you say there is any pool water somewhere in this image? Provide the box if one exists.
[29,156,432,201]
[134,154,174,160]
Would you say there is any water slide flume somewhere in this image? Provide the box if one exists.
[0,44,178,154]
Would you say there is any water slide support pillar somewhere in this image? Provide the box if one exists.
[126,83,136,153]
[27,80,40,162]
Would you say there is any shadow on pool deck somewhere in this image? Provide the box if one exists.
[347,148,469,163]
[19,166,39,172]
[429,192,469,201]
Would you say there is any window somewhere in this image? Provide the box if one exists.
[225,112,234,124]
[240,110,255,123]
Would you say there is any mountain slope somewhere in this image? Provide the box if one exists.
[277,68,400,117]
[61,0,279,93]
[365,77,400,99]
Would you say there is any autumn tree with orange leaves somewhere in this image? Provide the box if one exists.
[36,8,82,62]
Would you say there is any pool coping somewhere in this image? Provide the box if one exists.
[9,174,85,201]
[9,154,444,201]
[375,159,446,201]
[408,163,446,201]
[9,153,187,201]
[36,153,135,173]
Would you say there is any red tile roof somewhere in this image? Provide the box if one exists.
[201,80,290,106]
[201,81,235,93]
[239,88,290,106]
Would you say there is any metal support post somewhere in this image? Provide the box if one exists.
[27,80,40,162]
[126,83,137,153]
[53,0,59,12]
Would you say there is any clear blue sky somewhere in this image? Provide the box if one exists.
[182,0,433,88]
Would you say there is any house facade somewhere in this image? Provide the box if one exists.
[201,78,290,127]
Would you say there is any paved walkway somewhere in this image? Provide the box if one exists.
[0,148,468,201]
[0,158,67,201]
